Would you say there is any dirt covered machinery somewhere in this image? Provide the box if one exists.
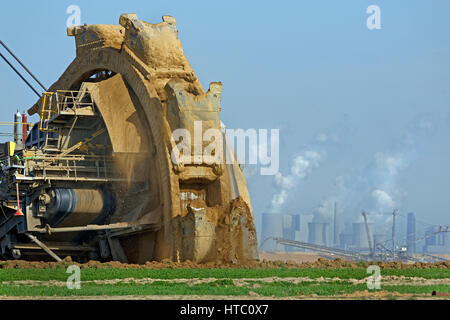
[0,14,258,263]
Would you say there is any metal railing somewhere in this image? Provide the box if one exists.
[39,89,95,132]
[17,153,112,182]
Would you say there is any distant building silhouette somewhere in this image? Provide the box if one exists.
[406,212,416,253]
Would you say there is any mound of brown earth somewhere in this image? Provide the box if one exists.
[1,256,449,270]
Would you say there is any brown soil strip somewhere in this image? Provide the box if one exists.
[1,256,450,270]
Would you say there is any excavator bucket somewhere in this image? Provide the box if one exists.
[0,14,258,264]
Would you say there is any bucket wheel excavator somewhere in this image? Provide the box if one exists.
[0,14,258,264]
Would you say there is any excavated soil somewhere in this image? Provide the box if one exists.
[1,256,450,270]
[259,251,323,263]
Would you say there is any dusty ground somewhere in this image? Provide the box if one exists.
[259,251,331,264]
[259,251,450,264]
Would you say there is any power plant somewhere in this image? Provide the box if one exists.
[259,205,449,262]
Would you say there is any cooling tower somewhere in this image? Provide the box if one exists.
[292,214,301,232]
[284,214,303,251]
[298,214,314,242]
[352,222,374,249]
[308,222,330,246]
[282,214,294,238]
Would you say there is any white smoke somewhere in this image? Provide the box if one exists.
[276,117,433,235]
[375,152,406,176]
[370,152,407,214]
[271,189,289,209]
[291,151,322,178]
[371,189,396,211]
[314,197,336,222]
[270,150,323,212]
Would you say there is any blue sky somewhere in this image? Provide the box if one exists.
[1,1,449,240]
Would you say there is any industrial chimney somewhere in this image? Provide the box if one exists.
[333,202,338,247]
[407,212,416,253]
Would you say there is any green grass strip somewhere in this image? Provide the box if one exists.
[0,267,449,282]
